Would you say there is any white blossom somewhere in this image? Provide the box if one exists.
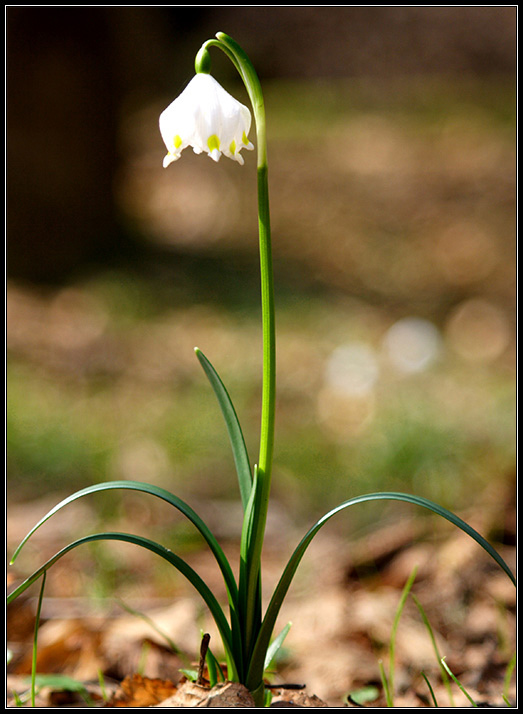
[159,73,254,167]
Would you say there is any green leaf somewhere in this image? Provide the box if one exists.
[246,491,516,692]
[346,685,380,706]
[264,688,273,707]
[179,669,198,682]
[8,531,239,681]
[9,480,239,614]
[238,467,263,656]
[264,622,291,672]
[195,348,252,510]
[206,645,226,686]
[8,480,245,683]
[239,466,261,597]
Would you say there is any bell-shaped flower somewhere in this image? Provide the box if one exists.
[160,73,254,167]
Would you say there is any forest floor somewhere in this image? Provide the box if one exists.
[7,480,516,708]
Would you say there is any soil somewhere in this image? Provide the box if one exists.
[6,482,516,708]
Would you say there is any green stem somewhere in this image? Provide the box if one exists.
[217,31,275,657]
[198,32,275,696]
[242,160,274,651]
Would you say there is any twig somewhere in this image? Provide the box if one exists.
[197,633,211,685]
[266,683,306,690]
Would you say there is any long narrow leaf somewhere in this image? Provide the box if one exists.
[238,467,263,658]
[239,467,259,612]
[195,348,252,510]
[7,531,239,680]
[9,480,238,608]
[8,481,243,673]
[246,491,516,691]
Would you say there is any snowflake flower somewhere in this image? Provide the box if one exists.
[160,73,254,167]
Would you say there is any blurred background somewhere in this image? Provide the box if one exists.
[7,8,516,573]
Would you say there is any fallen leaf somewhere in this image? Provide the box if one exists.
[110,673,177,707]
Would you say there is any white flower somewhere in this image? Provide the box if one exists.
[159,73,254,167]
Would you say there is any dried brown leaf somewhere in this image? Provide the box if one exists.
[110,673,177,707]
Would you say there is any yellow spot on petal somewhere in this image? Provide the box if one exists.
[207,134,220,153]
[174,135,183,149]
[229,140,237,154]
[242,131,249,146]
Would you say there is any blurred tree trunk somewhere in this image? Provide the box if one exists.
[7,7,122,283]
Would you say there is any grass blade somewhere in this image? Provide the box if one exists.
[195,348,252,510]
[8,531,239,681]
[31,571,46,707]
[421,671,439,707]
[503,650,516,702]
[412,594,454,705]
[388,565,418,703]
[246,490,515,692]
[440,657,477,707]
[378,659,393,707]
[97,669,109,703]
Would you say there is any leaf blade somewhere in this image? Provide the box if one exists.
[9,480,238,601]
[8,479,242,660]
[264,622,291,672]
[246,491,516,691]
[195,348,252,510]
[8,531,239,680]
